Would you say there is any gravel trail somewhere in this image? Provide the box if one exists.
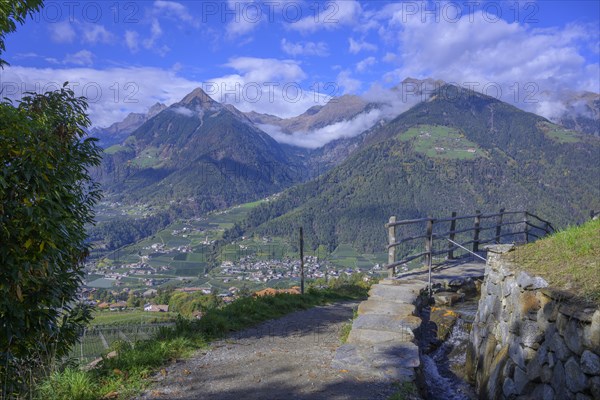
[136,301,397,400]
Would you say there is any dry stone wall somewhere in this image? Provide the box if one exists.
[467,244,600,400]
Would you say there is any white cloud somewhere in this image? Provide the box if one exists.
[171,106,195,117]
[81,23,115,44]
[382,52,396,63]
[200,57,332,118]
[289,0,362,33]
[259,81,430,149]
[258,108,383,149]
[144,18,162,48]
[49,21,76,43]
[225,0,263,38]
[124,31,140,53]
[336,69,361,93]
[127,2,198,55]
[64,50,94,66]
[142,19,170,56]
[356,56,376,72]
[281,39,329,57]
[48,21,114,45]
[379,11,600,120]
[224,57,306,82]
[0,58,321,128]
[0,65,203,127]
[154,0,199,27]
[362,83,424,119]
[349,38,377,54]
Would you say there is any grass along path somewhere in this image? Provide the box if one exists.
[509,218,600,303]
[136,302,398,400]
[37,281,371,399]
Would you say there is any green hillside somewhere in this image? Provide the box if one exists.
[232,85,600,252]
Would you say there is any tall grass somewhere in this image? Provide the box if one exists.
[37,369,97,400]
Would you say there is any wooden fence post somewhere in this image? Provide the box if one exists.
[495,208,505,244]
[425,217,433,267]
[388,216,396,278]
[473,210,481,252]
[299,227,304,295]
[447,211,457,260]
[426,216,433,297]
[524,213,530,243]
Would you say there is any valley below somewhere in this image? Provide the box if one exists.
[83,80,600,319]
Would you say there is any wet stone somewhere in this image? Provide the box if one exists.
[433,291,465,306]
[591,310,600,350]
[368,284,420,303]
[347,328,414,345]
[520,319,544,348]
[502,378,516,398]
[540,364,553,383]
[589,376,600,400]
[516,271,548,290]
[509,342,526,369]
[580,350,600,375]
[352,314,419,334]
[526,342,548,381]
[531,384,555,400]
[513,366,528,394]
[357,300,415,317]
[564,319,583,354]
[550,332,572,361]
[565,356,588,393]
[550,360,565,396]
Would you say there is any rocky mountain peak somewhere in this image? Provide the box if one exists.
[148,102,167,117]
[179,87,219,108]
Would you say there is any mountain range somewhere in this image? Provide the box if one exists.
[90,102,167,148]
[236,85,600,251]
[96,88,304,214]
[93,80,600,253]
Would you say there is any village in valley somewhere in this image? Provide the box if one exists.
[81,201,388,317]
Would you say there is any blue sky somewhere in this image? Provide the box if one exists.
[1,0,599,128]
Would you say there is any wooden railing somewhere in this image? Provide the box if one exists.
[385,210,557,278]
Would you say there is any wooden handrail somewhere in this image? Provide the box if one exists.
[526,212,555,232]
[385,209,555,274]
[525,220,552,232]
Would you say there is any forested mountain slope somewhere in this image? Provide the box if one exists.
[232,85,600,252]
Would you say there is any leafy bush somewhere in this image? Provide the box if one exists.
[1,86,101,397]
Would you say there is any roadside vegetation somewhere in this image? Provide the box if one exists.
[37,275,372,399]
[509,218,600,303]
[388,381,420,400]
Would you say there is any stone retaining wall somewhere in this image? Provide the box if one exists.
[467,245,600,400]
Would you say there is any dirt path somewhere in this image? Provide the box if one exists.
[136,301,397,400]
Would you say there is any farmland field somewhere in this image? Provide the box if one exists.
[399,125,483,160]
